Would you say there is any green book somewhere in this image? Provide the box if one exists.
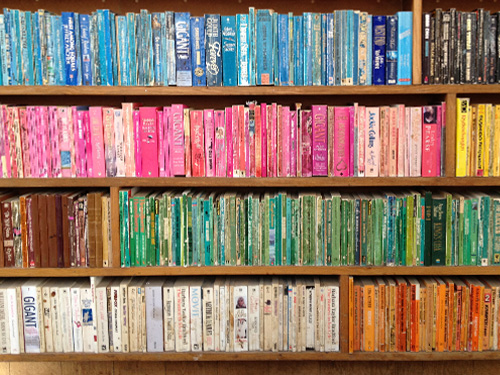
[347,198,355,266]
[424,191,433,266]
[406,193,414,267]
[463,197,472,265]
[492,195,500,265]
[252,195,260,266]
[469,195,479,265]
[291,195,299,266]
[431,193,447,266]
[332,192,341,266]
[372,196,383,266]
[185,192,193,266]
[275,193,282,266]
[238,194,246,265]
[381,196,388,266]
[479,194,491,266]
[247,195,252,265]
[366,197,373,266]
[145,195,152,266]
[360,196,368,266]
[445,193,453,266]
[340,197,349,266]
[300,193,310,266]
[309,195,317,266]
[324,193,333,266]
[455,194,465,266]
[262,193,270,266]
[314,194,322,266]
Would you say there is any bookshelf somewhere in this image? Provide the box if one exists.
[1,0,500,374]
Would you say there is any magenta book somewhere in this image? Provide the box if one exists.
[214,110,226,177]
[190,110,205,177]
[74,108,87,177]
[244,107,250,177]
[301,109,313,177]
[271,103,277,177]
[103,107,117,177]
[327,106,334,177]
[365,107,380,177]
[163,107,171,177]
[48,106,61,178]
[388,106,398,177]
[232,105,240,177]
[290,108,298,177]
[27,107,38,178]
[225,107,233,178]
[1,105,11,178]
[157,110,165,177]
[349,105,356,177]
[333,107,350,177]
[260,103,267,177]
[133,110,142,177]
[312,105,328,176]
[357,106,366,177]
[139,107,160,177]
[238,106,246,177]
[282,106,291,177]
[183,108,192,177]
[89,107,105,178]
[396,104,405,177]
[19,109,30,178]
[204,109,215,177]
[83,110,93,178]
[249,103,256,177]
[255,104,262,177]
[122,103,137,177]
[58,107,73,178]
[421,105,439,177]
[171,104,186,176]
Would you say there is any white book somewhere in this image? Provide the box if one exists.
[323,278,340,352]
[173,278,191,352]
[80,281,95,353]
[90,276,103,353]
[14,284,24,354]
[119,277,133,353]
[6,282,20,354]
[263,278,273,351]
[248,279,260,351]
[189,278,204,352]
[21,278,46,353]
[282,279,289,352]
[297,277,306,352]
[314,277,324,352]
[213,277,223,352]
[271,277,279,352]
[139,280,147,352]
[59,280,76,353]
[289,280,297,352]
[259,277,264,351]
[227,278,233,352]
[127,277,144,352]
[71,280,85,353]
[219,281,226,352]
[106,280,114,352]
[162,280,175,352]
[277,280,283,351]
[41,280,54,353]
[0,280,11,354]
[145,278,164,352]
[305,279,315,350]
[109,279,122,352]
[233,280,248,352]
[202,278,214,351]
[96,278,111,353]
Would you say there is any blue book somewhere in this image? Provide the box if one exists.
[7,9,19,85]
[21,11,34,85]
[33,12,43,85]
[277,13,289,86]
[97,10,108,85]
[190,16,206,86]
[321,13,327,86]
[256,10,273,85]
[248,8,256,86]
[104,10,114,85]
[288,13,294,86]
[53,16,65,85]
[366,14,373,85]
[272,12,278,86]
[396,11,412,85]
[326,13,335,85]
[335,11,342,85]
[90,13,100,86]
[126,13,137,86]
[303,12,313,85]
[345,10,354,85]
[205,14,222,87]
[62,12,78,86]
[74,13,82,85]
[386,15,398,85]
[221,15,237,86]
[116,16,129,86]
[372,15,386,85]
[145,11,154,86]
[293,16,304,86]
[152,12,163,85]
[237,14,250,86]
[79,14,92,86]
[353,11,359,86]
[166,11,176,86]
[137,10,146,86]
[175,12,192,86]
[109,12,119,86]
[159,13,167,86]
[44,13,55,85]
[0,14,9,85]
[13,10,23,85]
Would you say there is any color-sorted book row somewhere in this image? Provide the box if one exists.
[0,276,340,354]
[350,276,500,352]
[119,189,500,268]
[0,102,445,179]
[422,9,500,85]
[456,99,500,177]
[0,191,112,269]
[0,8,412,87]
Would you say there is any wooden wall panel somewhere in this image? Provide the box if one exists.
[268,361,320,375]
[114,362,165,375]
[218,361,269,375]
[166,362,218,375]
[60,362,114,375]
[9,362,61,375]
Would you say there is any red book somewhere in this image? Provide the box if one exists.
[139,107,160,177]
[190,110,205,177]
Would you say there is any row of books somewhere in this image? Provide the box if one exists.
[119,189,500,268]
[456,99,500,177]
[0,102,445,179]
[422,9,500,85]
[0,191,111,269]
[0,276,340,354]
[0,8,413,87]
[350,276,500,352]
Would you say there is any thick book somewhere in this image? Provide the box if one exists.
[372,16,386,85]
[190,16,206,86]
[175,12,192,86]
[256,10,273,85]
[311,105,327,176]
[221,16,237,86]
[396,11,412,85]
[205,14,222,86]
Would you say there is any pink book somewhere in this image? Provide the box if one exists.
[83,110,93,178]
[27,107,38,178]
[409,107,422,177]
[114,108,126,177]
[261,103,267,177]
[184,108,192,177]
[74,108,87,177]
[244,107,250,177]
[37,106,49,178]
[89,106,106,178]
[171,104,186,176]
[48,106,61,178]
[282,106,291,177]
[349,105,356,177]
[139,107,160,177]
[271,103,277,177]
[404,108,411,177]
[68,107,76,178]
[422,106,439,177]
[379,106,390,177]
[102,107,117,177]
[58,107,72,177]
[157,110,165,177]
[396,104,405,177]
[19,108,30,178]
[133,110,142,177]
[0,105,9,178]
[388,106,398,177]
[71,107,80,177]
[327,106,334,177]
[438,103,445,177]
[189,110,205,177]
[225,107,233,178]
[277,105,282,177]
[333,107,350,177]
[122,103,137,177]
[365,107,380,177]
[301,109,313,177]
[214,110,226,177]
[163,107,171,177]
[204,109,215,177]
[231,105,239,177]
[255,105,262,178]
[248,103,256,178]
[290,107,297,177]
[312,105,328,176]
[358,106,366,177]
[436,105,443,177]
[7,107,18,178]
[11,107,24,178]
[3,106,13,178]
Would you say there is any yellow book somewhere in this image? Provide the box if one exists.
[476,104,486,176]
[494,105,500,176]
[483,104,493,177]
[456,98,469,177]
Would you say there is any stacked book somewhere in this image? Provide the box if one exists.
[119,190,500,268]
[422,8,500,85]
[0,102,445,179]
[0,8,412,87]
[0,191,111,269]
[350,276,500,352]
[0,276,339,354]
[456,99,500,177]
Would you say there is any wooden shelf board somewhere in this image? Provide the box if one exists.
[1,266,500,277]
[2,177,500,188]
[1,351,500,362]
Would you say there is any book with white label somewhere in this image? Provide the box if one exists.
[145,278,164,352]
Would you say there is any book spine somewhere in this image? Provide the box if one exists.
[372,16,386,85]
[89,107,105,177]
[386,15,398,85]
[171,104,185,176]
[277,14,289,86]
[21,285,42,353]
[312,105,328,176]
[214,110,226,177]
[205,15,222,86]
[175,12,192,86]
[221,16,237,86]
[237,14,250,86]
[256,10,273,85]
[365,108,380,176]
[301,110,312,177]
[397,11,412,85]
[334,107,350,177]
[139,107,159,177]
[102,108,117,177]
[422,13,431,84]
[62,12,77,85]
[190,16,206,86]
[190,110,205,177]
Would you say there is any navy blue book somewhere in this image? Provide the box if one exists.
[79,14,92,86]
[175,12,192,86]
[190,16,206,86]
[205,14,222,86]
[62,12,78,86]
[372,15,386,85]
[385,15,398,85]
[221,15,237,86]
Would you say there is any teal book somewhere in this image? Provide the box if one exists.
[219,195,225,265]
[341,197,349,265]
[186,194,194,266]
[262,194,270,265]
[445,193,453,266]
[332,193,341,266]
[221,15,237,86]
[469,195,479,265]
[360,197,368,265]
[311,13,322,86]
[237,14,250,86]
[256,9,273,85]
[247,195,253,265]
[303,13,313,85]
[286,195,292,265]
[291,196,299,265]
[424,191,432,266]
[373,196,383,266]
[203,194,213,266]
[324,193,333,266]
[492,195,500,265]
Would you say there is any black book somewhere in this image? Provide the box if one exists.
[422,13,431,84]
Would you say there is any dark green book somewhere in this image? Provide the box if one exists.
[431,193,447,265]
[424,191,433,266]
[360,196,368,266]
[332,192,341,266]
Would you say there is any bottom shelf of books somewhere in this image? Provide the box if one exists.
[0,275,500,360]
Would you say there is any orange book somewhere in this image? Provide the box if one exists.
[481,281,492,351]
[419,281,427,352]
[477,279,486,352]
[348,276,354,353]
[375,277,386,352]
[353,279,362,351]
[482,278,500,350]
[362,279,375,352]
[407,277,420,352]
[395,277,407,352]
[442,277,456,352]
[385,277,397,352]
[435,277,447,352]
[464,277,480,351]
